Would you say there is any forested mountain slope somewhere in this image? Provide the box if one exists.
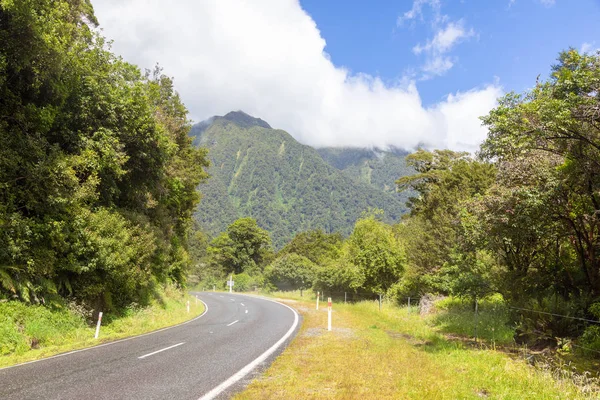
[317,147,413,195]
[190,112,409,247]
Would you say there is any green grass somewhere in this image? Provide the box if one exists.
[236,292,598,399]
[0,287,204,368]
[431,295,515,346]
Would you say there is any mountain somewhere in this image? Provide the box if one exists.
[316,147,412,195]
[190,111,411,248]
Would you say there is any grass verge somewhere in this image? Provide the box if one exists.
[0,287,204,368]
[236,293,595,399]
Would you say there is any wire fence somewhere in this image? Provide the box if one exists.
[259,287,600,355]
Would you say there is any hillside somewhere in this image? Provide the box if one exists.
[190,112,410,247]
[316,147,413,195]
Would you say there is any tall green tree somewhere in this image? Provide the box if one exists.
[207,218,272,275]
[481,49,600,300]
[395,150,496,296]
[0,0,209,311]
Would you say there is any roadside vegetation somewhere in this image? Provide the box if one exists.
[236,294,599,399]
[0,0,208,366]
[0,287,203,368]
[195,50,600,372]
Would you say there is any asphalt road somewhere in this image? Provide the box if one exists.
[0,292,299,400]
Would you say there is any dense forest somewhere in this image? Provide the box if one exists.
[0,0,208,313]
[195,50,600,355]
[190,112,410,248]
[316,146,412,195]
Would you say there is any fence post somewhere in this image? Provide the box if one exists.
[474,297,479,342]
[344,292,347,304]
[379,294,382,311]
[316,291,320,310]
[94,312,103,339]
[408,297,411,313]
[327,297,332,331]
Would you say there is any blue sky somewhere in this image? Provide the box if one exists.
[93,0,600,151]
[301,0,600,106]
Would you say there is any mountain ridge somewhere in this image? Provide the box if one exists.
[191,112,412,247]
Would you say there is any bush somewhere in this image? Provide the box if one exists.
[0,301,86,355]
[265,253,317,291]
[432,294,515,345]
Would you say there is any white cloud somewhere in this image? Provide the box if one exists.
[580,42,598,54]
[92,0,501,152]
[411,20,475,78]
[413,20,475,55]
[397,0,441,26]
[422,56,454,75]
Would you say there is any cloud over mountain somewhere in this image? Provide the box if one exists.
[93,0,502,152]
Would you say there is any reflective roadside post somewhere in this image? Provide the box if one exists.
[327,298,332,331]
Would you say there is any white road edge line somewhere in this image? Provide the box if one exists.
[0,296,209,371]
[138,342,185,359]
[198,296,299,400]
[227,320,239,327]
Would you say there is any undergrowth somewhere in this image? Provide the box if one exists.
[0,286,203,368]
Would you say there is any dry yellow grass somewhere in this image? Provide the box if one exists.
[236,296,589,400]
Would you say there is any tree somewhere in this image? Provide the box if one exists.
[0,0,209,311]
[395,150,496,296]
[265,254,317,291]
[206,218,272,274]
[278,230,342,265]
[344,214,406,294]
[481,49,600,300]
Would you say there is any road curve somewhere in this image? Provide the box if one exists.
[0,292,299,400]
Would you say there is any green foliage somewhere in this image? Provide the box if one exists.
[481,49,600,300]
[230,272,258,292]
[316,146,413,197]
[433,295,515,345]
[345,215,406,294]
[207,217,272,275]
[278,229,342,265]
[0,0,209,312]
[0,301,86,355]
[394,151,497,297]
[190,112,410,248]
[265,254,317,291]
[313,214,406,294]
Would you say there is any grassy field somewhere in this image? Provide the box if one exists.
[236,292,598,400]
[0,287,204,368]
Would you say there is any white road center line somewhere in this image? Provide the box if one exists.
[199,298,300,400]
[240,303,245,306]
[226,320,239,327]
[245,310,248,314]
[138,342,185,359]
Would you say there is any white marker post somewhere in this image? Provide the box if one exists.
[94,312,103,339]
[316,291,320,310]
[187,300,190,313]
[327,297,332,331]
[229,274,233,293]
[195,295,198,305]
